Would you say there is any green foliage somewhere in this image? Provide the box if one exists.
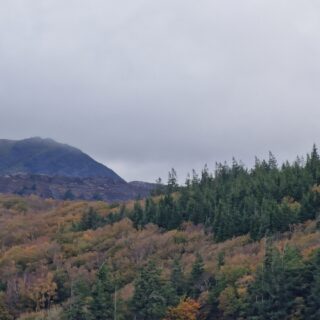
[208,265,249,319]
[90,265,114,320]
[244,241,311,319]
[131,261,174,320]
[130,202,144,229]
[53,270,71,303]
[63,190,75,201]
[170,257,185,296]
[188,254,205,298]
[0,281,6,292]
[60,265,123,320]
[217,251,225,269]
[167,168,179,194]
[156,194,182,230]
[305,249,320,319]
[76,208,104,231]
[151,177,166,196]
[128,146,320,243]
[190,254,204,284]
[64,279,91,320]
[74,205,128,232]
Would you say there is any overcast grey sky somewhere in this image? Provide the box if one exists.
[1,1,320,182]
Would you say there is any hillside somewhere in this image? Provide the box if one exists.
[0,195,319,320]
[1,147,320,319]
[0,174,155,202]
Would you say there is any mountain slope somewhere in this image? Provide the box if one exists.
[0,174,156,201]
[0,137,123,181]
[0,137,156,201]
[0,195,319,319]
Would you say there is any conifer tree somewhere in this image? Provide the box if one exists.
[217,251,225,270]
[78,207,103,231]
[144,198,156,224]
[131,261,168,320]
[65,279,91,320]
[306,144,320,183]
[90,265,114,320]
[131,201,144,229]
[246,242,306,319]
[189,254,204,298]
[170,257,185,296]
[306,250,320,319]
[167,168,178,193]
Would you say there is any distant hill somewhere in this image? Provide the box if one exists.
[0,138,155,201]
[0,137,123,181]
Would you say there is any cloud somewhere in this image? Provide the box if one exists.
[1,0,320,182]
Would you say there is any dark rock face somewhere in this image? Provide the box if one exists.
[0,137,123,181]
[0,138,155,201]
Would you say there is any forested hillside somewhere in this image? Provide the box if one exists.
[131,145,320,242]
[1,147,320,319]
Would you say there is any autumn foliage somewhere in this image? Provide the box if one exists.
[163,298,200,320]
[0,194,319,319]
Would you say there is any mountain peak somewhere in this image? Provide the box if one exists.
[0,137,124,181]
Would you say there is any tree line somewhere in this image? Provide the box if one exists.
[127,145,320,242]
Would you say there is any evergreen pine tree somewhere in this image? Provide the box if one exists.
[189,253,205,298]
[131,261,168,320]
[65,279,91,320]
[78,207,103,231]
[167,168,178,193]
[246,242,306,319]
[144,198,156,224]
[217,251,225,270]
[170,257,185,296]
[306,250,320,319]
[306,144,320,183]
[90,265,114,320]
[131,201,144,229]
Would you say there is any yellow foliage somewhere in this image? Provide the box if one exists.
[163,298,200,320]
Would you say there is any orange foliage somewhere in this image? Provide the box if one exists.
[164,298,200,320]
